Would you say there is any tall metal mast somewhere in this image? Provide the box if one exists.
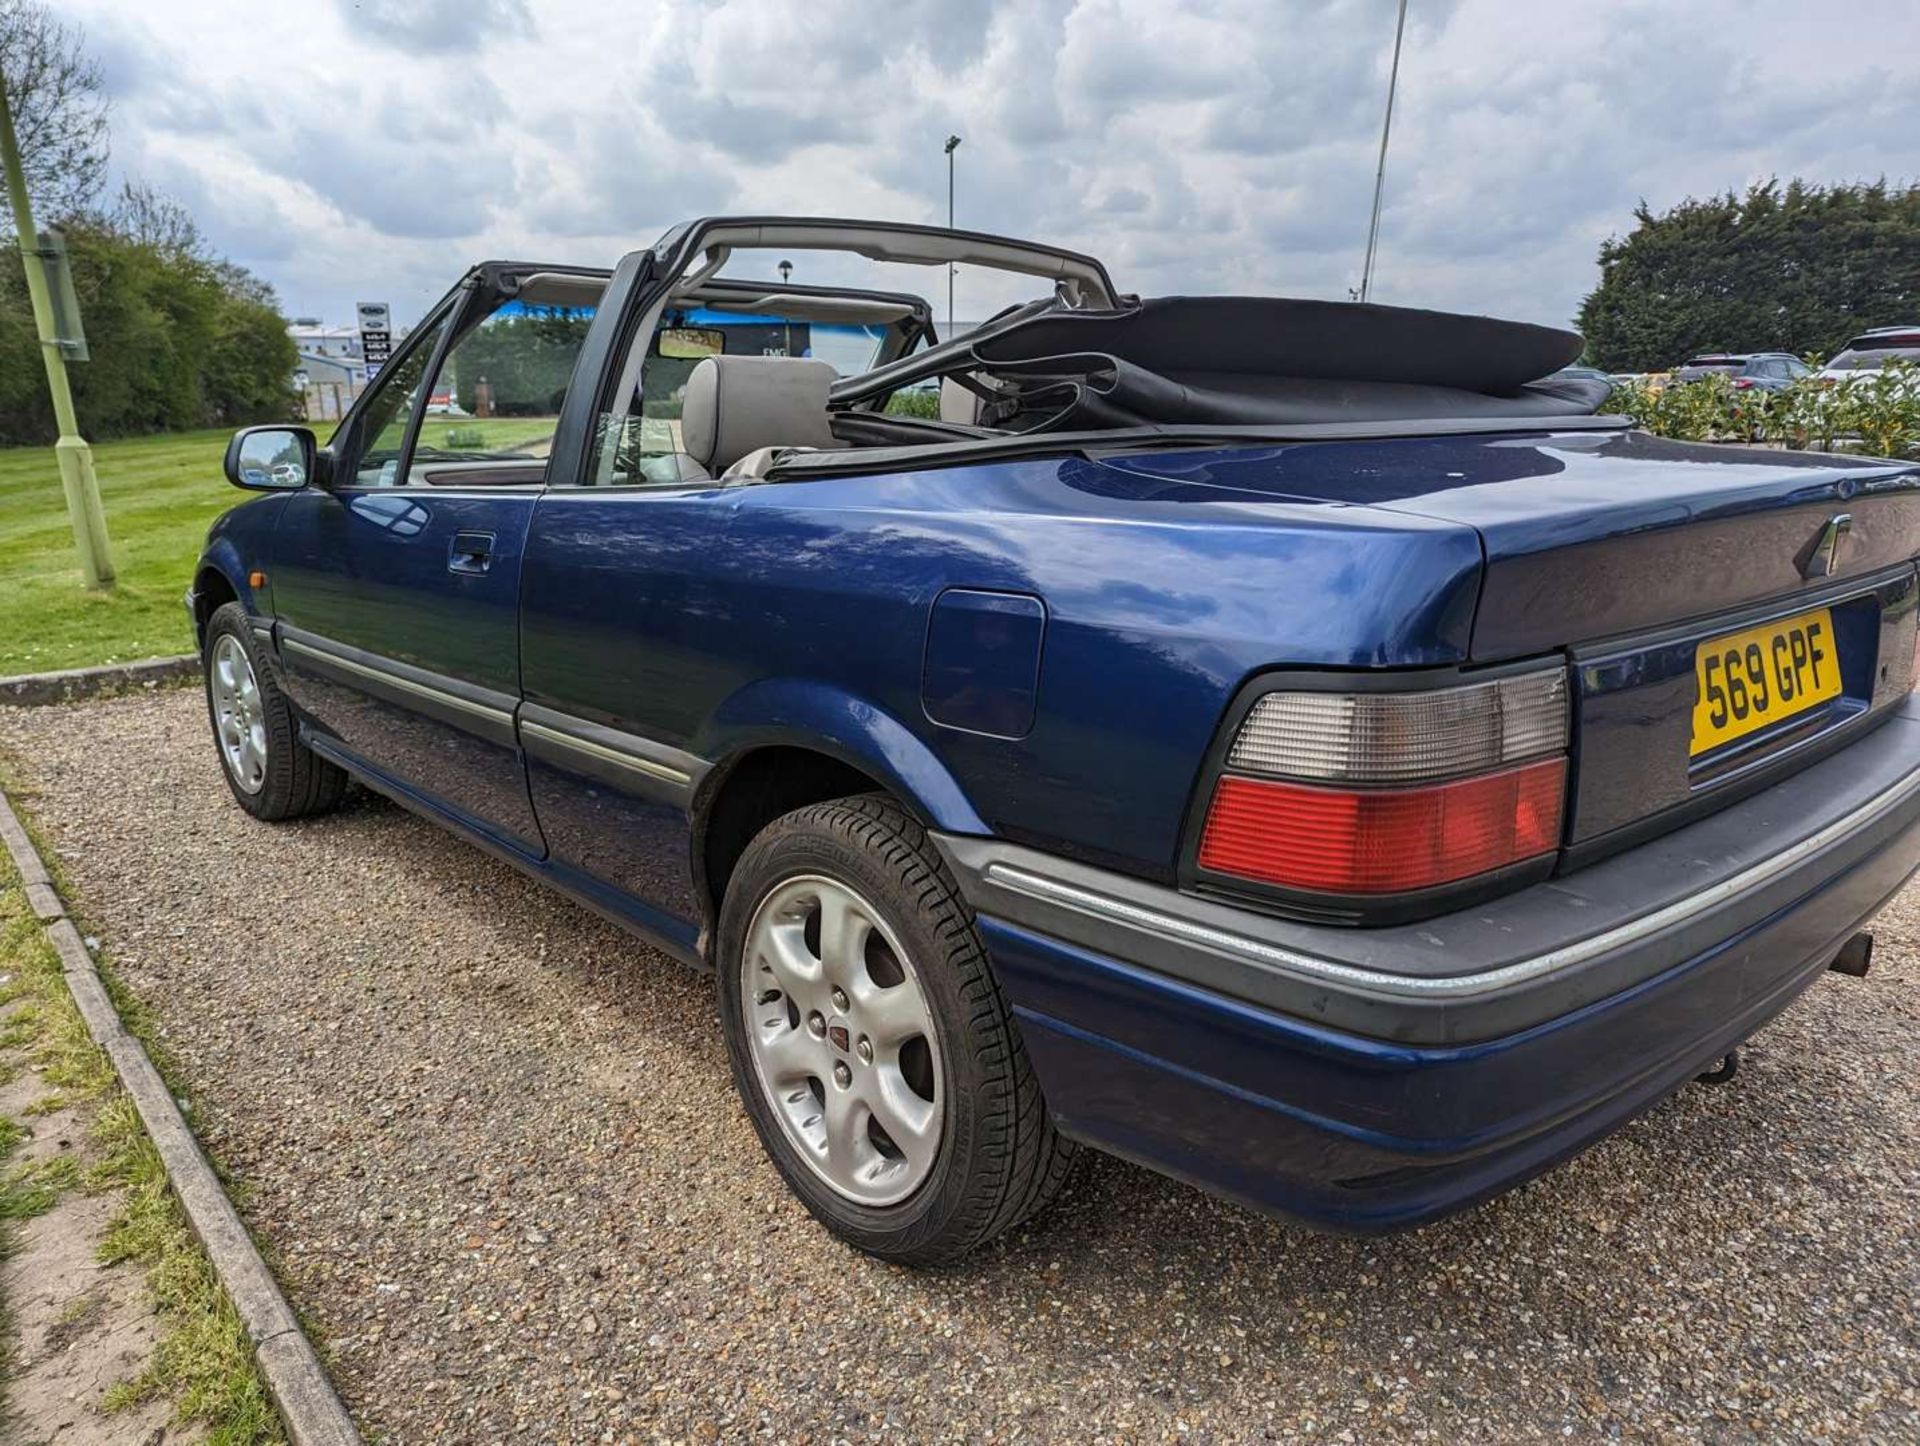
[1358,0,1410,305]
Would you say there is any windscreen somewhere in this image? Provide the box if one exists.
[697,252,1063,352]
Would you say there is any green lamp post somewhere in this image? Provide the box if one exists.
[0,69,113,589]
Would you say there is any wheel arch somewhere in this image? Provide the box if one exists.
[689,679,989,932]
[191,563,241,649]
[191,533,267,651]
[692,745,887,933]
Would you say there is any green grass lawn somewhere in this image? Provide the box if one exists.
[0,431,232,674]
[416,416,558,454]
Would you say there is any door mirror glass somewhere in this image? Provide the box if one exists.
[224,426,316,491]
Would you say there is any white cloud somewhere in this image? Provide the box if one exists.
[340,0,534,54]
[62,0,1920,333]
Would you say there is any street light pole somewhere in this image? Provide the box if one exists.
[1358,0,1409,306]
[778,259,792,354]
[0,72,113,588]
[944,134,962,337]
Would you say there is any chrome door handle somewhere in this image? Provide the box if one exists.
[448,531,495,574]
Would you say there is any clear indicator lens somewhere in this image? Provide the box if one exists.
[1226,669,1569,786]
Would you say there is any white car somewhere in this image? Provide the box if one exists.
[1816,325,1920,389]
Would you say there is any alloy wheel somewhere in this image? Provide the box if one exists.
[209,634,268,795]
[739,874,944,1206]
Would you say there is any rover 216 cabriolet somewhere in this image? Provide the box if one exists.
[190,218,1920,1263]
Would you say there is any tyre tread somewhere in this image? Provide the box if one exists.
[721,793,1076,1264]
[203,602,346,822]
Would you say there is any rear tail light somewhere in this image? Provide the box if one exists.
[1197,668,1570,897]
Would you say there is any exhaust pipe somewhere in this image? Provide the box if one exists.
[1829,932,1874,978]
[1695,1050,1739,1085]
[1697,933,1874,1089]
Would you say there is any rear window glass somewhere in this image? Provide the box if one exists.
[1844,332,1920,351]
[1829,344,1920,371]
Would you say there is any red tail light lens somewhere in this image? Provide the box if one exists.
[1198,758,1566,894]
[1197,666,1570,899]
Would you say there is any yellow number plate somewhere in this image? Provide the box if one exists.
[1690,606,1840,756]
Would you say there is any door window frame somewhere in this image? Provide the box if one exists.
[327,263,613,494]
[326,285,468,492]
[384,283,483,490]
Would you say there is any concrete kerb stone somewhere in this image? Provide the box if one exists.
[0,655,199,708]
[23,879,63,920]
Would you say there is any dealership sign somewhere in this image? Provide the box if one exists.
[358,301,392,380]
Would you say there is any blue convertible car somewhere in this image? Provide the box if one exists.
[191,218,1920,1263]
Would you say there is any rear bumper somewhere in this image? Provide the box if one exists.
[936,696,1920,1232]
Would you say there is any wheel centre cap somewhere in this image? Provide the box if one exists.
[827,1022,851,1053]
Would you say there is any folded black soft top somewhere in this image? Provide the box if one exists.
[836,294,1609,434]
[973,295,1583,392]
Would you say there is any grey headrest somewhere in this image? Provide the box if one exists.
[940,376,983,425]
[680,355,838,471]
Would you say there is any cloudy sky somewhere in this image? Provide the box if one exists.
[64,0,1920,333]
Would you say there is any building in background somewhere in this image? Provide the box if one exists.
[290,348,364,423]
[286,316,411,423]
[287,319,362,361]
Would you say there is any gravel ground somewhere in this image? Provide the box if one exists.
[2,688,1918,1444]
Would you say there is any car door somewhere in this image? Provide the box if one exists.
[270,266,605,854]
[509,289,769,951]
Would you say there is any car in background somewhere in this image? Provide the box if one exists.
[1817,327,1920,389]
[1671,353,1811,391]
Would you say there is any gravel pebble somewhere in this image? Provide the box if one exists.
[3,690,1918,1443]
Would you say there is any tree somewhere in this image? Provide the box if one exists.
[0,217,298,442]
[0,0,109,230]
[443,310,594,414]
[108,179,204,261]
[0,4,294,443]
[1577,180,1920,372]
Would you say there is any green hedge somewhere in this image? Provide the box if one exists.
[1579,181,1920,372]
[1612,361,1920,459]
[0,224,296,445]
[884,387,940,419]
[445,310,593,415]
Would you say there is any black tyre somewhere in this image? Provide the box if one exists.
[201,601,346,821]
[717,795,1076,1264]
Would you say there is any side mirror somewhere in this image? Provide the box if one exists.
[224,426,317,491]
